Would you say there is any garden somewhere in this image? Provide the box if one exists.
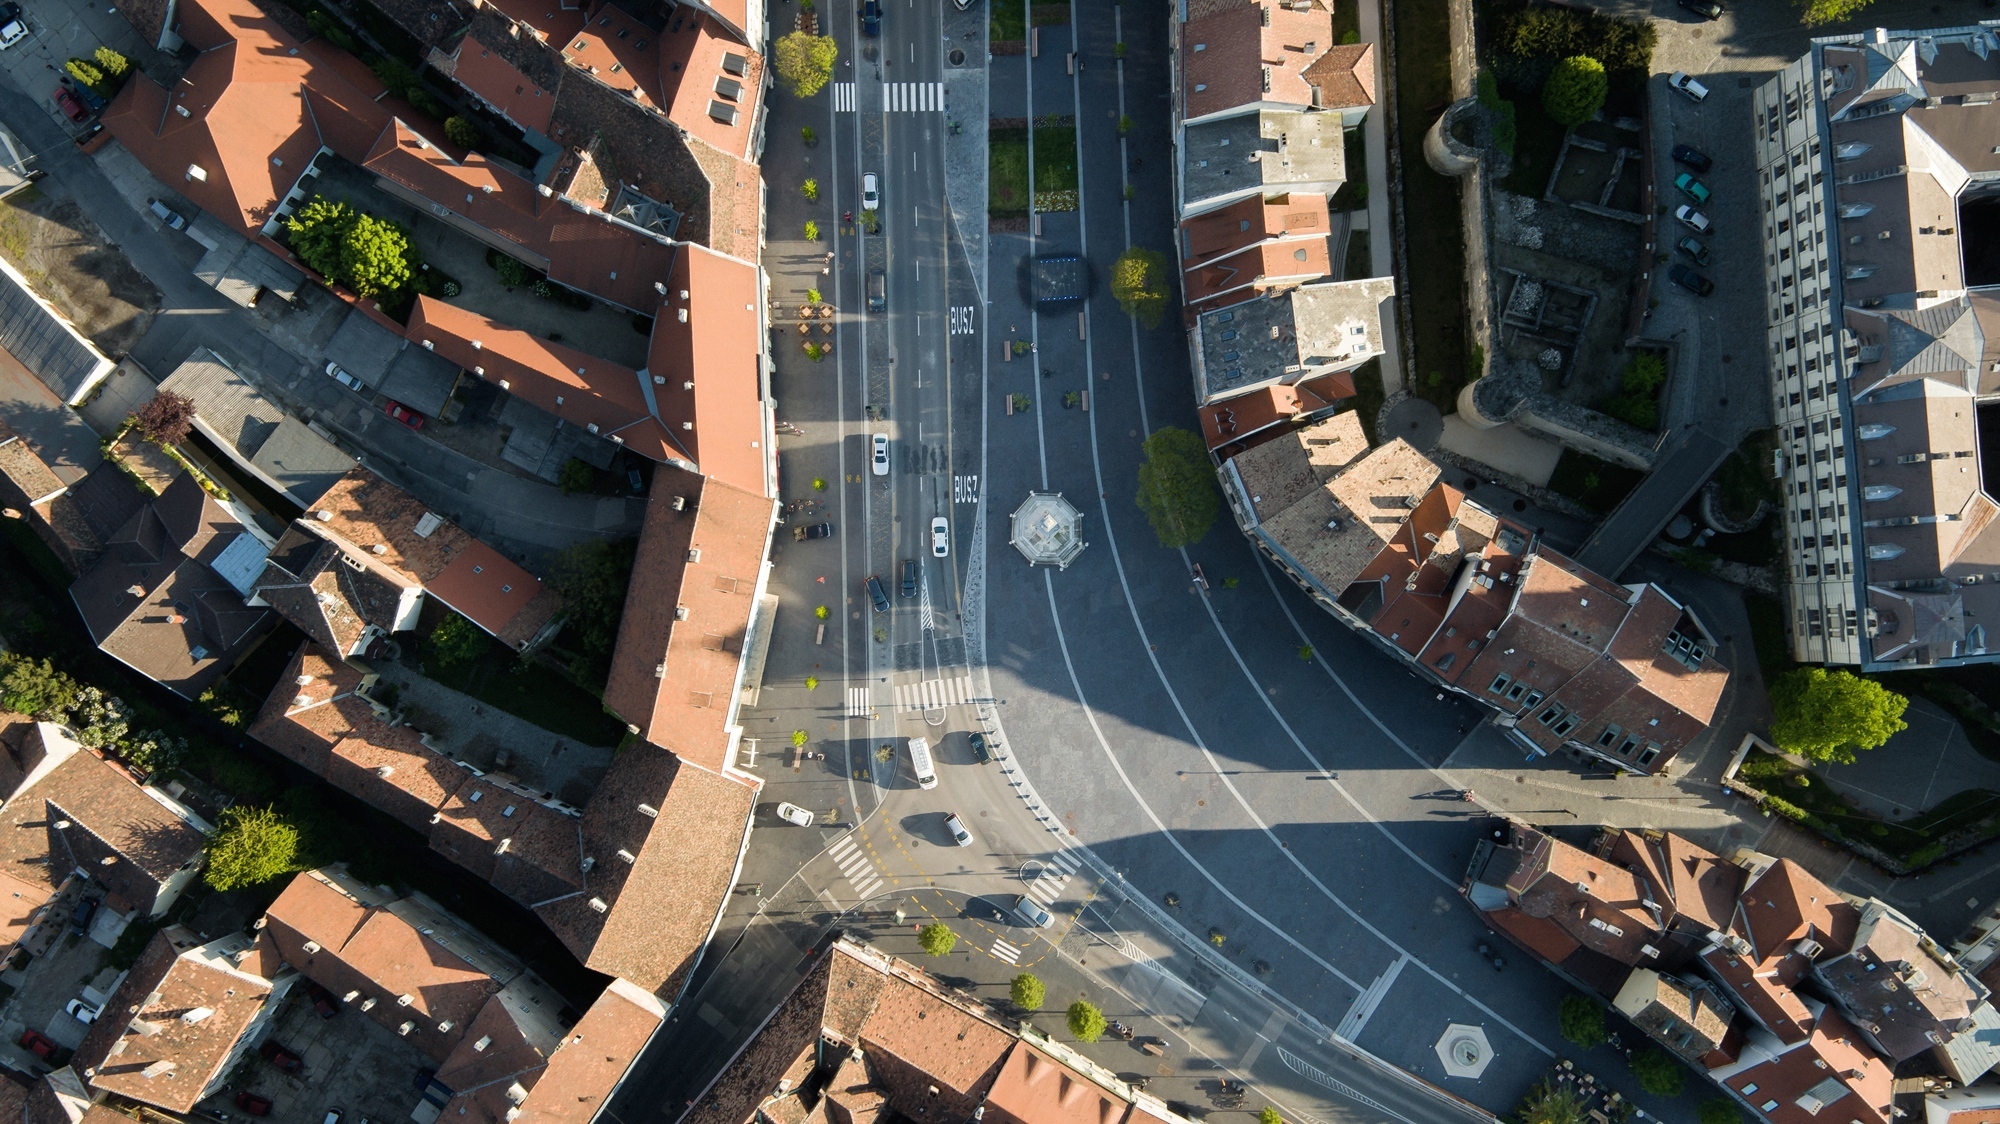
[279,194,459,324]
[988,116,1079,220]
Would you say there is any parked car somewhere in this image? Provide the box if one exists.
[871,432,889,475]
[322,1111,344,1124]
[65,999,100,1025]
[900,559,918,597]
[943,813,973,847]
[931,516,949,557]
[235,1092,274,1117]
[18,1030,56,1059]
[0,17,26,50]
[1675,236,1711,266]
[1670,143,1713,173]
[1674,205,1711,233]
[774,802,814,827]
[1675,0,1723,19]
[306,982,338,1018]
[324,360,368,394]
[259,1041,303,1072]
[68,896,97,936]
[797,521,834,540]
[1668,71,1710,102]
[861,172,879,211]
[146,198,188,231]
[967,732,991,764]
[382,400,424,429]
[859,0,880,35]
[65,80,105,113]
[52,88,87,123]
[1673,173,1711,204]
[865,575,889,614]
[866,266,886,313]
[1011,894,1054,928]
[1668,264,1715,296]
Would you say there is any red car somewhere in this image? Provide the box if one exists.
[258,1040,302,1071]
[51,88,87,123]
[235,1092,273,1116]
[382,401,424,430]
[18,1029,55,1058]
[306,982,338,1018]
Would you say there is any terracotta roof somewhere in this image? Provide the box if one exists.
[601,473,774,767]
[244,642,361,772]
[1505,826,1666,965]
[1180,0,1334,120]
[253,525,419,656]
[643,243,771,497]
[1198,380,1353,450]
[546,71,714,242]
[428,777,583,908]
[534,745,753,996]
[1180,193,1330,266]
[435,25,561,135]
[984,1043,1128,1124]
[1736,859,1859,963]
[512,978,666,1124]
[73,927,281,1112]
[0,427,104,575]
[1182,240,1330,309]
[1715,1008,1893,1124]
[1300,43,1375,109]
[1702,943,1819,1046]
[558,1,658,99]
[1605,830,1742,936]
[37,749,211,917]
[434,993,556,1124]
[655,14,763,162]
[1816,901,1987,1062]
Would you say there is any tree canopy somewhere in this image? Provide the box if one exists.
[1066,999,1106,1042]
[426,613,488,669]
[1517,1082,1586,1124]
[1630,1049,1685,1097]
[1796,0,1874,25]
[1010,973,1045,1011]
[0,653,79,718]
[1557,993,1606,1049]
[1698,1102,1743,1124]
[443,116,480,149]
[1542,56,1608,127]
[1770,667,1908,763]
[285,196,355,279]
[775,32,838,98]
[341,214,414,297]
[547,536,638,675]
[134,390,197,445]
[205,805,300,891]
[1134,427,1219,549]
[1110,246,1171,329]
[918,922,957,956]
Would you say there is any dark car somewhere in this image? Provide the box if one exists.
[1671,143,1713,173]
[801,522,833,540]
[866,266,885,313]
[0,4,21,20]
[865,575,889,614]
[306,982,338,1018]
[1675,236,1711,266]
[859,0,880,35]
[900,559,917,598]
[68,897,97,935]
[18,1030,55,1059]
[52,88,87,123]
[1668,264,1714,296]
[259,1041,303,1072]
[1676,0,1723,18]
[383,400,424,429]
[63,79,105,113]
[235,1092,274,1117]
[968,732,991,763]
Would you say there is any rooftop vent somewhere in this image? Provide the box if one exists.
[303,940,321,954]
[141,1060,176,1079]
[475,1035,493,1052]
[397,994,415,1007]
[182,1007,213,1024]
[589,897,610,913]
[399,1021,416,1036]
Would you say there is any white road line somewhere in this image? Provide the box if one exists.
[1048,849,1080,875]
[852,874,883,899]
[893,675,972,711]
[833,82,855,111]
[834,851,871,879]
[991,939,1022,965]
[1273,1046,1406,1123]
[846,686,871,718]
[829,836,858,862]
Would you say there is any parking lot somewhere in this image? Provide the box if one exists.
[0,0,153,139]
[0,902,132,1079]
[199,980,443,1124]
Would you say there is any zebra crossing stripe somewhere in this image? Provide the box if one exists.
[894,675,973,712]
[832,82,855,112]
[834,849,870,878]
[1049,850,1080,875]
[1029,875,1067,905]
[829,837,858,863]
[884,82,943,113]
[846,687,870,718]
[852,873,883,898]
[991,940,1022,965]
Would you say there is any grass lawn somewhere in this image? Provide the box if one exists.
[1351,358,1384,445]
[1032,125,1078,192]
[990,0,1025,41]
[1344,229,1371,282]
[1546,449,1643,513]
[990,128,1030,216]
[1029,2,1068,25]
[1500,100,1567,197]
[1394,0,1467,413]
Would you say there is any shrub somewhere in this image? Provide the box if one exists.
[1771,668,1909,763]
[1259,1111,1283,1124]
[804,220,821,241]
[1543,55,1608,126]
[1110,246,1170,328]
[918,923,957,956]
[1796,0,1874,25]
[1699,1101,1743,1124]
[774,31,839,97]
[1135,427,1219,548]
[1010,973,1045,1010]
[1476,71,1517,156]
[65,58,105,91]
[0,654,79,719]
[1630,1049,1685,1097]
[801,126,817,144]
[443,115,480,148]
[1558,993,1606,1049]
[802,178,819,201]
[426,613,488,668]
[93,46,132,81]
[204,805,300,891]
[545,537,639,667]
[305,10,356,51]
[1517,1080,1586,1124]
[557,457,594,495]
[135,391,198,445]
[493,253,534,286]
[1066,999,1107,1042]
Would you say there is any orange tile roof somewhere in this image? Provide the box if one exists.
[657,14,763,161]
[1182,241,1331,308]
[984,1043,1128,1124]
[1301,43,1376,109]
[484,0,586,45]
[443,36,560,135]
[430,539,549,641]
[1182,194,1330,264]
[512,979,665,1124]
[1180,0,1334,119]
[644,243,770,497]
[559,2,657,98]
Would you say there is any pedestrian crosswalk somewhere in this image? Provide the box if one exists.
[894,674,973,712]
[885,81,944,112]
[832,82,856,112]
[1026,849,1081,906]
[828,834,886,900]
[990,938,1022,965]
[846,686,871,718]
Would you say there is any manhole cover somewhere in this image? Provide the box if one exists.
[949,48,965,65]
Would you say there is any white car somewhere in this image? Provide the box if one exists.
[324,360,368,394]
[1674,205,1711,233]
[943,812,973,847]
[861,172,879,211]
[0,20,26,50]
[1012,894,1053,928]
[931,516,948,557]
[66,999,100,1025]
[1667,71,1709,103]
[871,432,889,476]
[775,802,815,827]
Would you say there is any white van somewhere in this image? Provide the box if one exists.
[907,737,938,790]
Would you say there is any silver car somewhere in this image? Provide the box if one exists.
[943,813,973,847]
[1012,894,1053,928]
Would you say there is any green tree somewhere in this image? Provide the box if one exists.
[1630,1048,1685,1098]
[204,805,299,891]
[70,688,129,751]
[1110,246,1170,329]
[118,729,187,777]
[93,46,132,81]
[774,31,839,97]
[1010,972,1045,1010]
[65,58,105,92]
[493,253,535,287]
[306,10,357,51]
[285,195,357,280]
[918,922,957,956]
[443,115,480,149]
[0,654,79,719]
[1066,999,1107,1042]
[135,390,198,445]
[557,457,594,495]
[1770,667,1909,763]
[1796,0,1873,25]
[370,56,425,102]
[1134,427,1219,548]
[1517,1081,1586,1124]
[1698,1101,1743,1124]
[1259,1110,1283,1124]
[339,214,413,297]
[426,613,488,668]
[546,536,639,669]
[1600,351,1667,430]
[1557,993,1606,1049]
[1542,55,1608,126]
